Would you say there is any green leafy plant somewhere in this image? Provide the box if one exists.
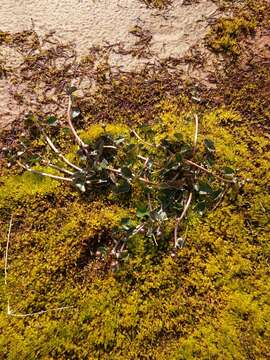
[16,89,238,266]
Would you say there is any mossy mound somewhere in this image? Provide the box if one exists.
[1,102,269,358]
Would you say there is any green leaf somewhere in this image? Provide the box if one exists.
[204,139,215,153]
[120,217,132,230]
[196,200,207,215]
[121,166,133,179]
[222,167,235,176]
[136,205,150,219]
[195,182,213,196]
[98,159,108,170]
[211,188,223,201]
[115,180,130,194]
[175,152,183,162]
[180,144,192,155]
[46,116,58,125]
[28,156,41,164]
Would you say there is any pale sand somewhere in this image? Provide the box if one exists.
[0,0,218,129]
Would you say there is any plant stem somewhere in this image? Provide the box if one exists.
[17,161,73,182]
[67,95,87,148]
[185,159,235,183]
[43,132,83,172]
[174,192,193,248]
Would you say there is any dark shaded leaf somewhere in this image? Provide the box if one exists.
[121,166,133,179]
[115,180,130,194]
[222,167,235,176]
[136,205,150,218]
[47,116,58,125]
[196,200,207,215]
[204,139,215,153]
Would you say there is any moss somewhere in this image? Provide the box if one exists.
[207,16,256,56]
[1,2,270,358]
[140,0,172,9]
[206,0,269,57]
[1,99,270,358]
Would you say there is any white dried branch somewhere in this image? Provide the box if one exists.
[17,161,73,182]
[67,95,87,148]
[174,192,193,248]
[43,132,83,172]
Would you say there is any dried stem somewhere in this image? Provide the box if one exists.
[193,114,199,155]
[17,161,73,182]
[131,129,157,148]
[67,95,87,148]
[185,159,235,183]
[7,305,74,317]
[43,162,75,176]
[174,192,193,248]
[4,215,13,287]
[43,132,83,172]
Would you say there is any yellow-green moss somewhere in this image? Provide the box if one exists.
[1,2,270,356]
[207,16,256,56]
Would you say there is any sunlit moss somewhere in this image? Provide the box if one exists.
[0,1,270,357]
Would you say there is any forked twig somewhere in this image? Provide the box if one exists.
[42,130,83,172]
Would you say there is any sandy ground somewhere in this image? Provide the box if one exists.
[0,0,218,130]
